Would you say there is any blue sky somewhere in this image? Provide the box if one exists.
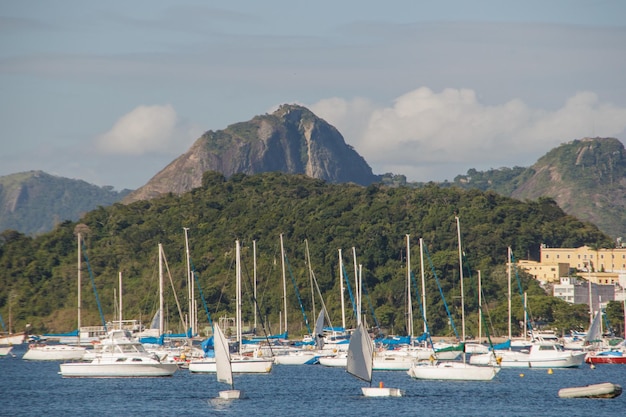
[1,1,625,190]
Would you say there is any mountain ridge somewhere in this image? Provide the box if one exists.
[122,104,380,203]
[0,105,624,239]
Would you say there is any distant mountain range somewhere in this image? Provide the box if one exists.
[0,171,131,236]
[0,104,624,239]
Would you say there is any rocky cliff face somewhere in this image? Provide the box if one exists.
[123,104,379,203]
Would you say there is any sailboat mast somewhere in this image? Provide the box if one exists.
[478,270,482,341]
[419,238,427,334]
[508,247,512,341]
[406,234,413,338]
[455,216,466,342]
[353,247,359,326]
[77,232,81,346]
[280,234,287,335]
[587,261,593,323]
[158,244,165,336]
[253,240,257,333]
[339,249,346,330]
[305,239,316,320]
[358,264,363,325]
[119,271,123,329]
[236,240,242,352]
[184,227,194,337]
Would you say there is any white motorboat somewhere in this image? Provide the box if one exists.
[23,344,86,361]
[58,330,178,377]
[470,342,586,368]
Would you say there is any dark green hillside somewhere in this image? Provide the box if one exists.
[0,172,614,339]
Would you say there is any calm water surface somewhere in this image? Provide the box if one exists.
[2,344,625,417]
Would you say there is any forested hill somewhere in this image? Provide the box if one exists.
[452,137,626,239]
[0,172,613,338]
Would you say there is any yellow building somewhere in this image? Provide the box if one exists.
[517,260,569,284]
[517,245,626,288]
[540,245,626,273]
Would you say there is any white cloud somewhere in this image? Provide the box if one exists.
[95,104,201,155]
[311,88,626,181]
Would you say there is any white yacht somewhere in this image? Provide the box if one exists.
[59,330,178,377]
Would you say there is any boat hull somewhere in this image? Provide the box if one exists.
[23,345,86,361]
[318,355,347,367]
[585,352,626,365]
[189,357,273,373]
[408,362,500,381]
[362,387,404,397]
[273,352,319,365]
[558,382,622,399]
[470,345,587,368]
[0,333,25,345]
[59,362,178,377]
[372,355,414,371]
[219,389,245,400]
[0,346,13,356]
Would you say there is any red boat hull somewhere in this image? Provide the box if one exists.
[586,355,626,364]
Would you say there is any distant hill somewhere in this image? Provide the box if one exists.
[123,104,380,203]
[0,171,131,236]
[453,137,626,239]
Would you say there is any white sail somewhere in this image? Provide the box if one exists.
[314,307,326,350]
[584,311,603,343]
[346,322,372,384]
[214,323,233,388]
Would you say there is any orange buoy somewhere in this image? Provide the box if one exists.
[379,381,384,388]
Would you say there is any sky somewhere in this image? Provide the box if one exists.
[1,1,625,190]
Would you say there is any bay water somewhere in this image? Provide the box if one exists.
[2,344,625,416]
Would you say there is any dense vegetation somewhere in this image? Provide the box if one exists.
[0,171,621,340]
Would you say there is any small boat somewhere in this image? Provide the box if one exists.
[347,321,403,397]
[214,322,245,399]
[585,349,626,365]
[558,382,622,399]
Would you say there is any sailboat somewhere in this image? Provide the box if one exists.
[189,240,273,374]
[407,218,500,381]
[214,322,245,399]
[346,260,403,397]
[347,321,404,397]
